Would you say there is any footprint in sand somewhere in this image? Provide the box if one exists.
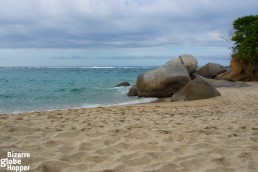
[250,129,258,142]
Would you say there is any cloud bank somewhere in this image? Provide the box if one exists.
[0,0,257,66]
[0,0,257,49]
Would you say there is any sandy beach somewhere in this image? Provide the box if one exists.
[0,82,258,172]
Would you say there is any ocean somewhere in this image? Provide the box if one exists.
[0,67,157,114]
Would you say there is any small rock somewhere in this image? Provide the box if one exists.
[115,81,130,87]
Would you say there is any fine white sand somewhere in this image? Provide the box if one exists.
[0,82,258,172]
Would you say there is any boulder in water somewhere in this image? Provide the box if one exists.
[115,81,130,87]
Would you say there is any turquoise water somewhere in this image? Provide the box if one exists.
[0,67,157,114]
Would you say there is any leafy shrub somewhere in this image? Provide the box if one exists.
[231,15,258,66]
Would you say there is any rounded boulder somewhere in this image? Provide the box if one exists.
[196,63,227,79]
[179,54,198,75]
[137,58,191,97]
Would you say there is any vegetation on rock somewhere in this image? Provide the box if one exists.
[231,15,258,66]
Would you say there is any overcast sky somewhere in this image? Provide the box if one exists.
[0,0,257,66]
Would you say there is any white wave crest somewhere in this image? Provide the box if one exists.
[81,98,157,109]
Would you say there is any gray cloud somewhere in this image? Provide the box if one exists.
[0,0,257,49]
[50,55,172,60]
[51,56,89,60]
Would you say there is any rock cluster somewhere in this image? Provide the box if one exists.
[127,54,249,101]
[136,54,203,98]
[136,58,191,97]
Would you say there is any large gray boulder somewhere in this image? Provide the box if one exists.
[137,58,191,97]
[196,63,227,79]
[179,54,198,75]
[171,75,221,101]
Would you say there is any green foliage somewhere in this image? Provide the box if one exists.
[231,15,258,65]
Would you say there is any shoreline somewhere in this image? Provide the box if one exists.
[0,97,158,115]
[0,82,258,171]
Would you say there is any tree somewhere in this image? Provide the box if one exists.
[231,15,258,66]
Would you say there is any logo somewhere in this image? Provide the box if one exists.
[0,151,30,172]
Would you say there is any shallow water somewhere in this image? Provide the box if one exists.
[0,67,157,114]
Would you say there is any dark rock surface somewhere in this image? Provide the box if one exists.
[115,81,130,87]
[171,75,221,101]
